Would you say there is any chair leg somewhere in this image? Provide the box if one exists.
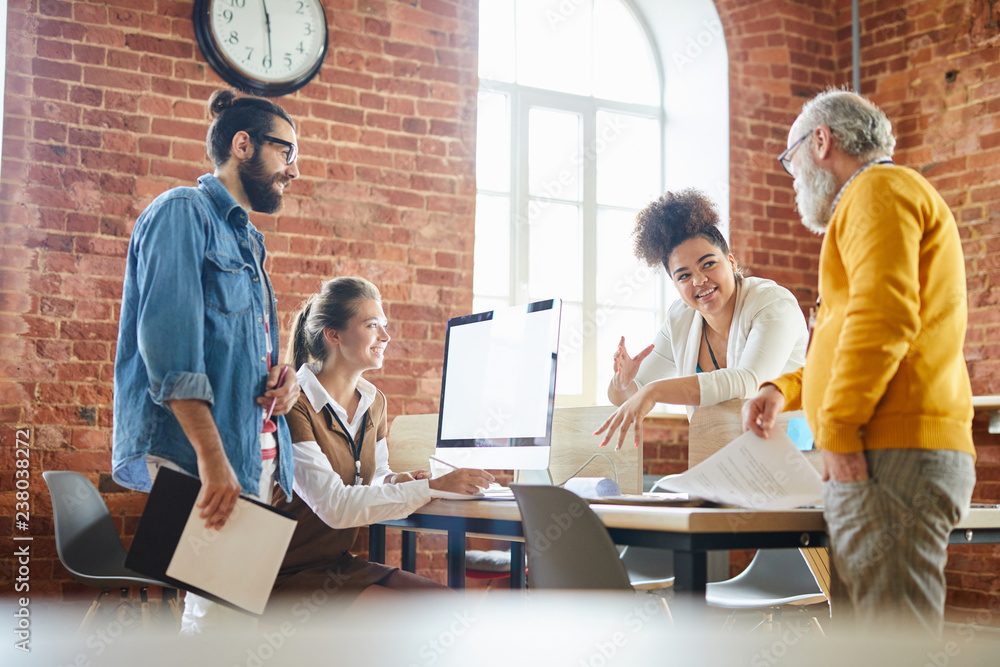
[113,587,131,622]
[77,589,109,636]
[745,610,774,635]
[720,610,738,633]
[657,596,674,627]
[163,588,182,628]
[140,587,151,632]
[809,615,826,638]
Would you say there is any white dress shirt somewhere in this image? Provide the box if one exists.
[290,363,431,530]
[633,277,809,420]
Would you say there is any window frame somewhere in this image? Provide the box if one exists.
[476,75,669,406]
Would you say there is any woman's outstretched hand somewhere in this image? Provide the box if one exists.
[594,385,655,450]
[611,336,654,392]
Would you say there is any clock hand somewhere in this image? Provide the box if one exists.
[261,0,273,65]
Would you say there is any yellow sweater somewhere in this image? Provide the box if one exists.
[770,164,974,458]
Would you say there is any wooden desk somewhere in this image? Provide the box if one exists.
[371,502,1000,595]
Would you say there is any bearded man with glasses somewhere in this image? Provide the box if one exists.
[112,89,302,634]
[744,90,976,636]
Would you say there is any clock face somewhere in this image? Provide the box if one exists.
[194,0,328,96]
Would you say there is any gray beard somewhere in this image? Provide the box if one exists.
[793,150,839,234]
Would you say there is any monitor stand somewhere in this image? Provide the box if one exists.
[513,468,552,485]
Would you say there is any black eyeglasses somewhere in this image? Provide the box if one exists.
[261,134,298,165]
[777,130,811,176]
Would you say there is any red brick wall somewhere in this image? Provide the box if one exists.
[2,0,998,614]
[722,0,835,311]
[0,0,479,598]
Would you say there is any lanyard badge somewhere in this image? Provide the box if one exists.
[326,406,369,486]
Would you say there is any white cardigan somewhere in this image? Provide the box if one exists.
[633,277,809,420]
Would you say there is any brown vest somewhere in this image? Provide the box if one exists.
[273,390,388,576]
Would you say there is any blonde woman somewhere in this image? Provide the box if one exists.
[268,277,492,609]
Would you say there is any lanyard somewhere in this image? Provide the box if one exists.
[325,405,368,486]
[702,320,721,370]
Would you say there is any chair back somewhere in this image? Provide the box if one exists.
[386,413,438,473]
[688,399,823,474]
[511,484,632,590]
[43,471,128,580]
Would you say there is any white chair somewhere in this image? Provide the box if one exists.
[706,548,828,633]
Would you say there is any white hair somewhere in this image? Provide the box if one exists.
[792,89,896,161]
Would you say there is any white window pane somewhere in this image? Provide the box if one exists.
[596,111,660,208]
[479,0,515,82]
[474,194,511,298]
[594,308,658,406]
[515,0,592,96]
[556,302,584,396]
[596,207,659,307]
[528,201,582,302]
[528,108,581,202]
[593,0,659,105]
[476,91,510,193]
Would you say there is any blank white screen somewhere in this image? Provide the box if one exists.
[440,304,559,441]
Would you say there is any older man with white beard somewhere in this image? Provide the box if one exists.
[742,90,976,635]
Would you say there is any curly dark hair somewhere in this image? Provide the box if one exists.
[632,189,731,270]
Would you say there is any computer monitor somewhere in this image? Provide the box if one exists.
[434,299,562,474]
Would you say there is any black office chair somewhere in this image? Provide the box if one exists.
[42,471,180,633]
[511,484,634,590]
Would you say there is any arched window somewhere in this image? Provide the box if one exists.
[474,0,670,406]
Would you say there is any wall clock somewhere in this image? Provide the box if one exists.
[193,0,329,97]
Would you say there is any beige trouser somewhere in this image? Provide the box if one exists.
[823,448,975,636]
[146,433,277,635]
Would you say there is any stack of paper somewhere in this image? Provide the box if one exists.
[659,430,823,510]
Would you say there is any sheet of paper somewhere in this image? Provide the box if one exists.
[166,495,297,615]
[429,488,516,501]
[430,489,485,500]
[660,429,823,510]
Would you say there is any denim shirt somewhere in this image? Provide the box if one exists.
[112,174,293,497]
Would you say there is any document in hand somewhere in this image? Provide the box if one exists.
[125,467,297,615]
[659,430,823,510]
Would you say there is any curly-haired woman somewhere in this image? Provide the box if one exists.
[596,189,809,447]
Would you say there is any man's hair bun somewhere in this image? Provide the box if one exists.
[208,89,239,118]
